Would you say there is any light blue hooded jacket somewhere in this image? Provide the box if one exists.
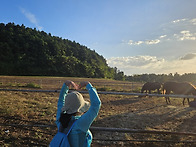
[51,83,101,147]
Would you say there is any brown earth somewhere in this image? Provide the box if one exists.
[0,76,196,147]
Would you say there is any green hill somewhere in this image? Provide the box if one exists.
[0,22,116,78]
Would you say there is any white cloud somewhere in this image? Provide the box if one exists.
[107,55,164,75]
[107,55,196,75]
[145,39,160,45]
[126,18,196,46]
[108,56,163,67]
[159,35,167,38]
[127,39,160,45]
[135,41,143,45]
[20,8,43,30]
[174,30,196,41]
[115,18,196,75]
[172,19,187,24]
[128,40,134,45]
[190,18,196,25]
[167,18,196,40]
[128,40,144,45]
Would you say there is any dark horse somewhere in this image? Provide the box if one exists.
[163,81,196,105]
[141,82,162,95]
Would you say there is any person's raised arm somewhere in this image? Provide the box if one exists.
[76,81,101,132]
[56,80,78,129]
[78,81,90,90]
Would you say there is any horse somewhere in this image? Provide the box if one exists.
[163,81,196,105]
[140,82,162,97]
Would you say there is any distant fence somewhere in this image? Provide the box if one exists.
[1,123,196,143]
[1,88,196,144]
[2,123,195,136]
[1,88,196,99]
[0,78,142,91]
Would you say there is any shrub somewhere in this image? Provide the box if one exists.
[25,83,41,88]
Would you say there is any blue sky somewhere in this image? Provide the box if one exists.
[1,0,196,75]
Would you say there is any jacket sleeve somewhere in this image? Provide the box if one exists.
[75,83,101,132]
[55,83,69,130]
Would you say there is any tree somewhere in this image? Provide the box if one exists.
[0,22,116,78]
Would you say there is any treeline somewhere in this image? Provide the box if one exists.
[1,23,196,83]
[0,22,120,78]
[125,73,196,84]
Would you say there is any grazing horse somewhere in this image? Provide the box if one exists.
[141,82,162,95]
[163,81,196,105]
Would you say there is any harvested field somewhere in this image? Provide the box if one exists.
[0,76,196,147]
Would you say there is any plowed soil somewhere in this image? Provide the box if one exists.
[0,76,196,147]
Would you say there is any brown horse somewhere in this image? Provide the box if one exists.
[163,81,196,105]
[141,82,162,95]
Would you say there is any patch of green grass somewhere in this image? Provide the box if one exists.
[96,87,111,91]
[130,87,141,93]
[3,82,41,89]
[7,82,15,87]
[24,83,41,89]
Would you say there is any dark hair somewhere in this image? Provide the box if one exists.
[59,112,83,128]
[59,112,72,128]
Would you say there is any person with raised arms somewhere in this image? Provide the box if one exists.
[50,80,101,147]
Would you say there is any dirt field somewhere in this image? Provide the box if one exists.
[0,76,196,147]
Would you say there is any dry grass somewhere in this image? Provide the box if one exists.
[0,76,196,147]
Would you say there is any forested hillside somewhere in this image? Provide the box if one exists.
[1,22,196,82]
[0,22,117,78]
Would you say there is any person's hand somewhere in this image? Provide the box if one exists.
[65,80,78,90]
[78,81,90,90]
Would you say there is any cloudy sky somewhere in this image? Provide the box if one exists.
[1,0,196,75]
